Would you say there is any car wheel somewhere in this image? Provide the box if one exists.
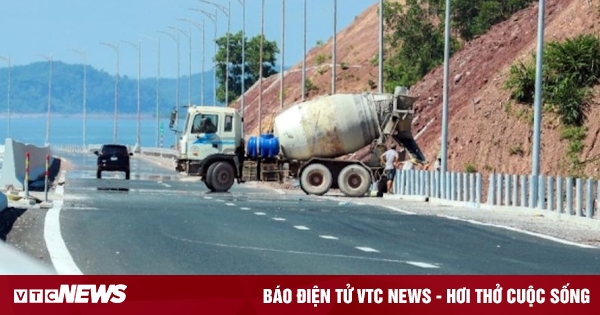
[205,163,218,192]
[209,162,235,193]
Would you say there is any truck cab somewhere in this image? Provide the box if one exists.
[173,106,243,176]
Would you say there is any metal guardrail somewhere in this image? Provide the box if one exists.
[393,169,600,221]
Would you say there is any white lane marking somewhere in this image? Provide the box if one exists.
[384,206,417,215]
[254,212,266,216]
[165,233,438,265]
[272,217,287,221]
[204,196,213,200]
[294,226,310,231]
[225,203,236,206]
[162,183,172,188]
[44,200,83,275]
[356,247,379,253]
[216,199,226,202]
[406,261,440,269]
[240,207,251,211]
[355,202,366,206]
[439,215,597,249]
[274,189,286,195]
[319,235,339,240]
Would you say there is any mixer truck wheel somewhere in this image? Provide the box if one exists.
[338,165,372,197]
[204,163,218,192]
[300,163,332,196]
[209,162,235,192]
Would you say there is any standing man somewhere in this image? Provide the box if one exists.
[380,143,400,194]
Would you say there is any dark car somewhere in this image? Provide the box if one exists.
[94,144,132,179]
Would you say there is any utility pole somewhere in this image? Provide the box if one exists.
[191,8,218,106]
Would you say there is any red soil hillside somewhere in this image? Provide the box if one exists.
[232,0,600,179]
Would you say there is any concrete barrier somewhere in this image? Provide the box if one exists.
[0,138,53,191]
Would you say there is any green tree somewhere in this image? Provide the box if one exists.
[214,31,279,105]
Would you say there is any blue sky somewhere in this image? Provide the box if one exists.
[0,0,378,78]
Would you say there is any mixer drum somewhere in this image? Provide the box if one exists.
[273,93,382,161]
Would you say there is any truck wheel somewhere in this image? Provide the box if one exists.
[210,162,235,192]
[338,165,371,197]
[204,163,218,191]
[97,170,102,179]
[300,163,332,196]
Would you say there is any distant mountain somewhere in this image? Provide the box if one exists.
[0,61,226,116]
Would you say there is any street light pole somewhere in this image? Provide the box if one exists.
[142,34,161,148]
[167,27,185,111]
[378,0,384,93]
[123,41,142,153]
[73,50,87,147]
[332,0,337,94]
[302,0,307,101]
[280,0,285,109]
[101,42,120,143]
[0,56,11,138]
[192,9,218,106]
[169,26,192,107]
[200,0,230,105]
[259,0,264,137]
[440,0,451,199]
[180,17,206,106]
[157,30,180,145]
[531,0,547,209]
[235,0,246,137]
[38,54,53,146]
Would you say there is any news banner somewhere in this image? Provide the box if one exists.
[1,276,597,314]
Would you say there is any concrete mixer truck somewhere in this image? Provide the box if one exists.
[170,86,426,197]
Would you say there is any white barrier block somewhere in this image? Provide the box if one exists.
[0,138,53,190]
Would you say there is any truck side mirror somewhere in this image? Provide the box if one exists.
[169,108,178,130]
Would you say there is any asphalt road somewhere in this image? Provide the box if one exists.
[35,152,600,274]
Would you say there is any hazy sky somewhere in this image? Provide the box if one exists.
[0,0,378,78]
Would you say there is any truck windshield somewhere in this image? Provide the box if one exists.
[191,114,219,134]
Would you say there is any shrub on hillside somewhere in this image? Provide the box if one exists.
[505,34,600,126]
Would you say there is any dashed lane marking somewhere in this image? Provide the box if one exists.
[319,235,339,240]
[356,247,379,253]
[406,261,440,269]
[225,203,236,206]
[240,207,251,211]
[272,218,287,221]
[294,226,310,231]
[254,212,267,216]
